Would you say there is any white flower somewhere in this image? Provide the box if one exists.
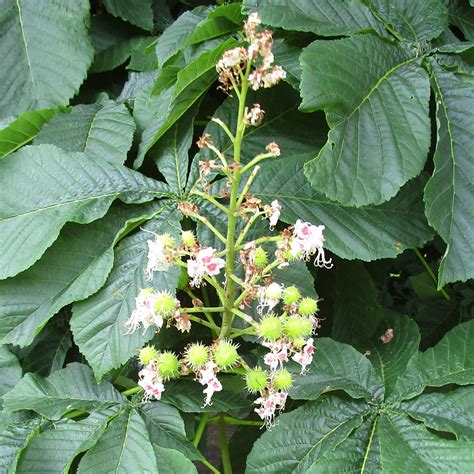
[290,220,333,268]
[263,347,288,371]
[244,103,265,126]
[257,282,283,314]
[187,247,225,287]
[292,337,314,374]
[145,233,175,280]
[124,289,163,334]
[254,388,288,428]
[216,46,247,71]
[249,66,286,90]
[268,199,281,229]
[198,361,222,406]
[138,364,165,401]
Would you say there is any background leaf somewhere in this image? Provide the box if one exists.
[103,0,154,32]
[0,346,22,405]
[153,445,198,473]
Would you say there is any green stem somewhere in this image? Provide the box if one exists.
[184,289,218,338]
[192,190,230,216]
[219,415,233,474]
[413,248,450,300]
[201,458,221,474]
[194,412,209,447]
[184,306,225,313]
[189,212,227,244]
[121,386,142,397]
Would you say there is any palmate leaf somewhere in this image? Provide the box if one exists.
[251,154,433,261]
[0,144,169,280]
[424,59,474,286]
[0,201,164,347]
[301,34,431,207]
[103,0,154,32]
[35,101,136,165]
[0,346,22,405]
[71,206,181,379]
[0,0,93,118]
[368,0,448,42]
[77,409,158,473]
[3,363,125,420]
[246,396,370,474]
[290,338,384,401]
[0,108,58,159]
[391,319,474,401]
[243,0,384,36]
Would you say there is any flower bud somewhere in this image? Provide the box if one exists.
[258,316,283,341]
[160,233,176,249]
[214,340,239,369]
[181,230,196,248]
[185,343,208,369]
[245,368,267,393]
[154,291,177,317]
[293,337,306,349]
[298,297,318,316]
[273,369,292,390]
[254,247,268,268]
[139,345,158,365]
[283,286,301,305]
[265,282,282,301]
[156,352,180,379]
[285,315,313,339]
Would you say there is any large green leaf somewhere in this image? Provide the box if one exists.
[0,202,163,346]
[251,154,433,261]
[401,386,474,441]
[0,0,93,118]
[139,402,202,460]
[0,108,58,159]
[35,101,135,165]
[0,346,22,404]
[78,409,158,473]
[424,60,474,286]
[153,445,198,473]
[444,0,474,40]
[103,0,153,31]
[243,0,383,36]
[301,35,431,207]
[3,363,125,420]
[0,144,169,279]
[365,315,421,397]
[368,0,448,42]
[71,206,181,379]
[290,338,384,401]
[246,396,370,474]
[15,410,113,473]
[391,319,474,401]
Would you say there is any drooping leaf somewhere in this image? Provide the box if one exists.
[0,144,169,279]
[243,0,383,36]
[0,346,22,405]
[78,409,158,473]
[3,363,125,420]
[290,338,384,401]
[0,108,58,159]
[153,445,198,473]
[364,315,421,397]
[246,396,370,474]
[35,101,136,165]
[424,60,474,286]
[301,35,431,207]
[368,0,448,42]
[251,154,433,261]
[0,201,163,347]
[401,386,474,441]
[391,319,474,401]
[443,0,474,40]
[16,410,114,473]
[0,0,93,118]
[139,402,202,460]
[71,206,181,379]
[103,0,154,31]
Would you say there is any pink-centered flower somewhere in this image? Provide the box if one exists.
[187,247,225,287]
[198,361,222,406]
[138,364,165,401]
[290,220,333,268]
[292,337,314,374]
[254,388,288,428]
[124,289,163,334]
[145,233,176,279]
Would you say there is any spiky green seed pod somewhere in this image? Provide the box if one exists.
[273,369,292,390]
[254,247,268,268]
[181,230,196,248]
[298,297,318,316]
[139,345,158,366]
[154,291,177,317]
[214,340,239,369]
[258,316,283,341]
[185,343,208,369]
[245,368,268,393]
[156,352,180,379]
[283,286,301,305]
[293,337,306,349]
[285,315,313,339]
